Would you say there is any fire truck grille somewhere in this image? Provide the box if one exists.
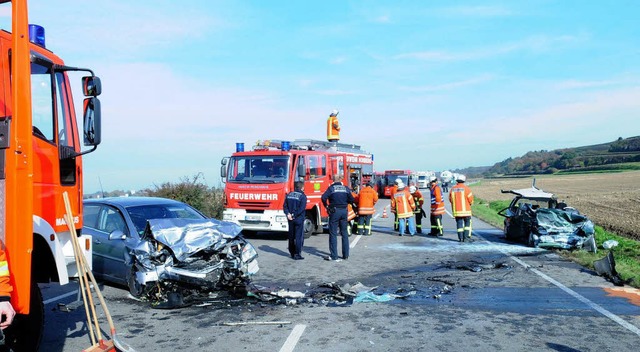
[238,202,270,209]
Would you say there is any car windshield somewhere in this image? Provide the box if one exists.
[126,204,205,234]
[227,155,290,184]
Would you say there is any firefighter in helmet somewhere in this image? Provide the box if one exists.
[409,186,425,234]
[449,175,474,242]
[391,178,402,231]
[326,109,340,142]
[429,176,445,236]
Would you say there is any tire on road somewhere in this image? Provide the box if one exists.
[3,282,44,351]
[303,213,315,239]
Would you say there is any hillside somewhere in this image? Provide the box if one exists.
[478,136,640,176]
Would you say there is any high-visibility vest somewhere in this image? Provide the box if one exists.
[355,186,378,215]
[430,184,446,216]
[411,190,424,214]
[391,188,415,218]
[327,115,340,141]
[0,244,12,299]
[347,204,357,221]
[449,183,474,217]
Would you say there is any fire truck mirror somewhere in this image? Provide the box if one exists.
[82,76,102,97]
[83,97,101,146]
[220,164,228,180]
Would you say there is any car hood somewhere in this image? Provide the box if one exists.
[140,218,243,262]
[535,208,595,249]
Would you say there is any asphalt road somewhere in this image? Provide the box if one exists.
[39,193,640,352]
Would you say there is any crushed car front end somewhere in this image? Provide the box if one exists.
[499,184,595,250]
[125,218,259,307]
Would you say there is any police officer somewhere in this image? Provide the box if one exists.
[284,181,308,260]
[321,174,355,261]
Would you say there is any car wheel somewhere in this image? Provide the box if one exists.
[127,265,146,298]
[503,221,510,240]
[303,214,315,239]
[527,232,539,248]
[3,282,44,351]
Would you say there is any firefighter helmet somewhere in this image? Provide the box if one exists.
[330,109,339,116]
[429,176,437,183]
[456,174,466,182]
[409,186,416,193]
[394,178,402,185]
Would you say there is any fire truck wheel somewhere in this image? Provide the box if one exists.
[303,215,315,239]
[3,282,44,351]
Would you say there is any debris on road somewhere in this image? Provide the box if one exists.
[594,251,625,286]
[220,321,291,326]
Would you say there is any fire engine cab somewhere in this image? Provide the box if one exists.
[221,139,374,237]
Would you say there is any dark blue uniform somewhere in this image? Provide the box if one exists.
[283,190,307,259]
[321,182,355,260]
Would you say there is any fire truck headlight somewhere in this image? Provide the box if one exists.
[276,215,287,223]
[223,214,233,221]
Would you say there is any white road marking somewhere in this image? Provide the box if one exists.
[471,227,640,336]
[508,255,640,337]
[43,290,78,305]
[442,209,640,336]
[279,324,306,352]
[350,233,362,248]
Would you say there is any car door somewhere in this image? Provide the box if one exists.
[84,204,130,285]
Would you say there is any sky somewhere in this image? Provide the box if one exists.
[2,1,639,193]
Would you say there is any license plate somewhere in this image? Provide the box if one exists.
[245,215,260,221]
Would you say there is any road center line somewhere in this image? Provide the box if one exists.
[350,233,362,248]
[279,324,306,352]
[43,290,78,305]
[468,225,640,337]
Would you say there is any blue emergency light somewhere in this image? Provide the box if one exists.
[282,141,291,151]
[236,143,244,152]
[28,24,46,48]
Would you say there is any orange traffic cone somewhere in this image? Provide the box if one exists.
[382,207,388,218]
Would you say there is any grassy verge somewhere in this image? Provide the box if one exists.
[472,198,640,288]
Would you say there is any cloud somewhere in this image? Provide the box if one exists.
[394,34,587,62]
[399,75,495,92]
[439,5,514,17]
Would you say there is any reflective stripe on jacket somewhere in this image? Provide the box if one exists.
[347,204,357,221]
[355,186,378,215]
[327,115,340,140]
[0,244,12,299]
[391,188,415,218]
[449,183,474,217]
[430,184,446,216]
[411,190,424,213]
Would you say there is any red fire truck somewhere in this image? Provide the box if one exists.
[221,139,374,237]
[1,1,102,349]
[380,169,416,198]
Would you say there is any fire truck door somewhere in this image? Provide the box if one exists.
[329,155,346,180]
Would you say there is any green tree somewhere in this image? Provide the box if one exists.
[144,173,225,219]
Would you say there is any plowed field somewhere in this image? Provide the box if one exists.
[470,171,640,240]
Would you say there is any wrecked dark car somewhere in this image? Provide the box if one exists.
[498,184,595,249]
[84,197,259,307]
